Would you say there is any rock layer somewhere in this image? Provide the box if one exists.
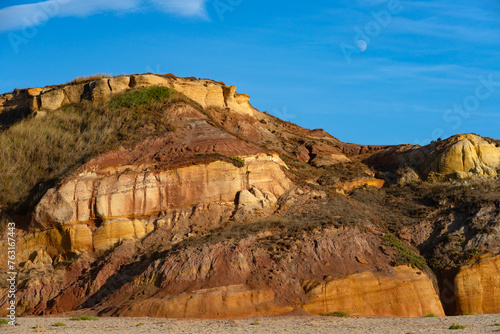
[118,285,293,319]
[303,266,445,317]
[33,154,291,253]
[454,254,500,315]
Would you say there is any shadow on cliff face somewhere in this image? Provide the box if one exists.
[0,105,31,131]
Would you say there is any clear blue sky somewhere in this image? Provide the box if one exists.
[0,0,499,144]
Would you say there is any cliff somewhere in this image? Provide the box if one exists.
[0,73,499,319]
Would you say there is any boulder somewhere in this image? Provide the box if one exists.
[90,78,111,100]
[436,135,499,176]
[237,190,259,206]
[34,188,73,229]
[109,76,131,94]
[40,89,65,111]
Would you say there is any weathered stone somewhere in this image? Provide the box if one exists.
[396,166,420,185]
[36,155,291,228]
[34,188,73,228]
[108,76,131,94]
[454,254,500,315]
[63,84,86,104]
[436,135,500,176]
[0,73,261,119]
[237,190,259,206]
[130,74,171,88]
[93,220,152,252]
[90,78,111,100]
[40,89,65,111]
[249,187,265,201]
[30,249,52,266]
[27,88,43,97]
[62,224,93,253]
[118,284,294,318]
[337,178,385,192]
[303,266,445,317]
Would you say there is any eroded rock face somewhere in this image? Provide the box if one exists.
[21,224,439,319]
[365,134,500,180]
[303,266,445,317]
[2,74,500,320]
[454,254,500,315]
[432,134,500,177]
[118,285,293,319]
[33,154,291,253]
[0,74,257,118]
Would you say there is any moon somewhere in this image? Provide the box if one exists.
[357,40,367,52]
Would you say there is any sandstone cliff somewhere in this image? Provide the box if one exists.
[0,73,499,319]
[303,266,445,317]
[453,254,500,315]
[0,74,256,122]
[365,133,500,181]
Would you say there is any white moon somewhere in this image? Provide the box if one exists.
[357,40,367,52]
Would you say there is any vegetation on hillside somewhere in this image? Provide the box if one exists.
[383,233,427,270]
[0,86,179,212]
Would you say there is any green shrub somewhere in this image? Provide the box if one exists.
[324,311,350,318]
[69,316,99,321]
[383,233,427,270]
[108,86,175,110]
[250,322,260,325]
[0,319,9,325]
[462,312,475,316]
[424,313,436,317]
[230,156,245,167]
[136,322,144,327]
[449,324,466,330]
[52,322,66,327]
[466,248,485,260]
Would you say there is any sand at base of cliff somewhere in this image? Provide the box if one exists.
[4,314,500,334]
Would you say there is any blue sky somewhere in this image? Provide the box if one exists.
[0,0,499,145]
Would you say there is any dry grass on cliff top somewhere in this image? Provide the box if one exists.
[67,73,111,85]
[0,86,187,213]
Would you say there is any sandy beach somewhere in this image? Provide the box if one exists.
[3,314,500,334]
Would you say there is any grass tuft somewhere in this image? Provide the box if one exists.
[230,156,245,167]
[250,322,260,325]
[383,233,427,270]
[52,322,66,327]
[0,319,9,325]
[424,313,436,317]
[324,311,350,318]
[68,74,111,85]
[449,324,466,330]
[108,86,175,110]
